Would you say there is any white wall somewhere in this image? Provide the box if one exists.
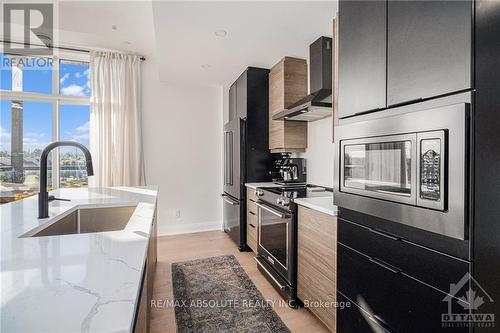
[297,117,335,187]
[142,60,223,235]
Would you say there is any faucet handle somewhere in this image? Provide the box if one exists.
[48,195,71,202]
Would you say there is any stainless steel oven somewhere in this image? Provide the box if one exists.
[256,200,293,283]
[253,187,300,306]
[334,102,469,240]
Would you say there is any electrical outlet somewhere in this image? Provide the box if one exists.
[175,210,181,218]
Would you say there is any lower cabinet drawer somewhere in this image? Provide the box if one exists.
[247,210,257,252]
[247,187,259,202]
[247,199,257,215]
[338,218,469,294]
[337,292,388,333]
[338,243,469,333]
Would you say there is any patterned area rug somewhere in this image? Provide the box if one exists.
[172,255,291,333]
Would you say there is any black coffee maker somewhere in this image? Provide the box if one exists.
[269,154,307,185]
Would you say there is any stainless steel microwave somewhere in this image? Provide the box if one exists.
[334,103,469,240]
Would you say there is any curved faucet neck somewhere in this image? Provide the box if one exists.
[38,141,93,218]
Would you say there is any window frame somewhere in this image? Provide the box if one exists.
[0,49,91,190]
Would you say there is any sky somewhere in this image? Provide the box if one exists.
[0,53,90,153]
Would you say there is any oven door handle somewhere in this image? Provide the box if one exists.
[254,257,286,290]
[255,202,291,219]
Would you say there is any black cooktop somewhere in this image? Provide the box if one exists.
[261,185,333,199]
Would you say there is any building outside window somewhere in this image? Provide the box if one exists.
[0,51,90,204]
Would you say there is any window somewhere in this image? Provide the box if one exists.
[0,51,90,203]
[60,60,91,97]
[59,104,90,188]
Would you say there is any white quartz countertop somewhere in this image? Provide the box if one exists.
[244,182,285,189]
[294,195,338,216]
[0,186,158,333]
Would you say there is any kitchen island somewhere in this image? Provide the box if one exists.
[0,186,158,333]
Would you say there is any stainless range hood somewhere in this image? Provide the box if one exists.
[273,36,333,122]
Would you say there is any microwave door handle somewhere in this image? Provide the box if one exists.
[255,202,291,219]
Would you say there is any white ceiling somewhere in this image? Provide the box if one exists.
[57,1,157,58]
[4,1,337,87]
[152,1,336,87]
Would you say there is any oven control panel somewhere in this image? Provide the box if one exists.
[277,197,290,206]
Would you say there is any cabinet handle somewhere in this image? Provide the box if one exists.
[249,223,255,229]
[369,257,402,274]
[249,211,256,216]
[353,107,383,116]
[369,227,399,241]
[372,315,397,333]
[387,97,423,109]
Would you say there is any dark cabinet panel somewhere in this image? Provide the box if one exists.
[387,0,472,106]
[229,82,237,121]
[338,243,469,333]
[474,1,500,327]
[337,292,389,333]
[236,73,247,118]
[338,218,469,294]
[338,0,387,118]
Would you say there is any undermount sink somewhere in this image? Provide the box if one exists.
[27,206,137,237]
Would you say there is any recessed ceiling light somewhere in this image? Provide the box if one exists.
[214,30,227,37]
[112,25,117,30]
[201,64,211,69]
[124,41,132,45]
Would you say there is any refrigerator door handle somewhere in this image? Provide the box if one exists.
[223,132,227,185]
[229,131,234,186]
[224,132,229,185]
[221,194,239,205]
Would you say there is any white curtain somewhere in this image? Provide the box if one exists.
[89,51,145,187]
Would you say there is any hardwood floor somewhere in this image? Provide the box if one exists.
[150,230,331,333]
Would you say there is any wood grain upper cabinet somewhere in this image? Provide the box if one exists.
[338,0,387,118]
[269,57,308,153]
[387,0,472,107]
[228,82,237,121]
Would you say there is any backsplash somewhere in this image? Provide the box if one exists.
[295,116,334,187]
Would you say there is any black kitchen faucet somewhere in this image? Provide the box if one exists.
[38,141,94,218]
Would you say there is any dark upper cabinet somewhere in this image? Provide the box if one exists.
[236,72,247,118]
[387,0,472,106]
[338,0,387,118]
[229,82,237,121]
[228,72,249,120]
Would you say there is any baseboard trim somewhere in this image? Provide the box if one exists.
[158,220,223,236]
